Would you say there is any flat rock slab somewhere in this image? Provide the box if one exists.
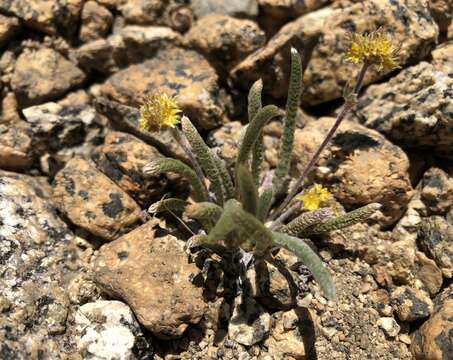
[53,158,141,241]
[94,220,206,339]
[100,47,226,130]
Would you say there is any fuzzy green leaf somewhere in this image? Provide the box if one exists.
[301,203,381,236]
[237,164,259,215]
[280,208,334,236]
[257,188,274,222]
[143,157,208,202]
[148,198,187,214]
[181,116,224,205]
[273,48,302,195]
[271,232,336,300]
[248,79,264,184]
[212,151,235,200]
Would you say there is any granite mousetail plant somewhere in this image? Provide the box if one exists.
[142,31,398,300]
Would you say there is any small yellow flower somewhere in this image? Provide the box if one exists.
[298,184,332,211]
[345,30,400,71]
[139,94,181,131]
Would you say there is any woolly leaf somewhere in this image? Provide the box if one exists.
[237,164,259,215]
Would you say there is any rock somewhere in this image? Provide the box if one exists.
[418,215,453,278]
[377,317,400,338]
[185,15,265,75]
[355,62,453,158]
[431,42,453,75]
[390,286,433,322]
[411,284,453,360]
[100,47,226,130]
[0,175,83,357]
[362,238,416,286]
[11,47,85,107]
[228,296,271,346]
[0,121,33,171]
[92,131,168,207]
[94,220,206,338]
[429,0,452,34]
[265,308,315,359]
[246,259,297,310]
[74,300,151,359]
[0,0,82,37]
[53,158,141,241]
[22,101,98,157]
[413,251,443,296]
[191,0,258,18]
[79,1,113,43]
[0,92,21,124]
[420,167,453,215]
[117,0,167,25]
[258,0,331,36]
[233,0,438,104]
[294,117,413,226]
[75,25,182,75]
[0,14,20,47]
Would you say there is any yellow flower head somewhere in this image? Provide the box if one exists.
[345,30,400,71]
[139,94,181,132]
[298,184,332,211]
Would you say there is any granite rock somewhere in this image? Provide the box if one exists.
[355,62,453,158]
[100,47,226,130]
[0,175,82,357]
[228,296,271,346]
[418,215,453,278]
[92,131,168,207]
[377,317,400,338]
[0,14,20,47]
[74,300,151,359]
[53,158,141,241]
[419,167,453,216]
[411,284,453,360]
[390,286,433,322]
[94,220,206,338]
[431,42,453,75]
[233,0,438,104]
[185,15,265,74]
[265,308,315,359]
[0,120,33,171]
[79,1,114,43]
[257,0,331,36]
[191,0,258,18]
[429,0,452,35]
[0,0,83,36]
[294,118,413,226]
[75,25,182,74]
[413,251,443,296]
[11,47,85,107]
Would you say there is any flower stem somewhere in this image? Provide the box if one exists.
[269,62,370,221]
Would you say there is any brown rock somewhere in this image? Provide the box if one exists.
[94,220,206,338]
[185,15,265,74]
[0,14,20,47]
[414,251,443,296]
[418,215,453,278]
[117,0,167,25]
[429,0,452,34]
[11,47,85,107]
[411,285,453,359]
[53,158,141,241]
[266,308,315,359]
[355,62,453,158]
[100,47,226,130]
[92,131,168,207]
[233,0,438,104]
[420,167,453,215]
[0,92,21,124]
[0,0,83,37]
[0,121,33,171]
[258,0,331,36]
[79,1,113,43]
[293,117,413,226]
[431,42,453,75]
[75,25,182,74]
[390,286,433,322]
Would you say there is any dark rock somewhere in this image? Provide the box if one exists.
[390,286,433,322]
